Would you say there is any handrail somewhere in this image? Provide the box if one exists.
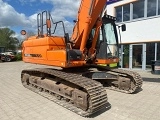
[37,11,66,37]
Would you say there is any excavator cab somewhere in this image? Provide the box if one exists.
[96,15,125,68]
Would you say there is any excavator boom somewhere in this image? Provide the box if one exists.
[71,0,106,50]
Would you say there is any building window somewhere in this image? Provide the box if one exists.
[158,0,160,15]
[116,6,122,22]
[123,4,130,21]
[123,44,129,68]
[115,0,160,22]
[147,0,156,17]
[157,43,160,60]
[146,43,155,66]
[133,0,145,19]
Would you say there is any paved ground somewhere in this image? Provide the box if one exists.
[0,61,160,120]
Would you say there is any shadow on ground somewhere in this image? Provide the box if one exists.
[143,77,160,83]
[88,102,111,118]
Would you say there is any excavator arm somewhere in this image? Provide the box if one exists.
[71,0,106,50]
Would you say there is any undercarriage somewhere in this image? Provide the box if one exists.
[82,67,143,93]
[21,67,143,116]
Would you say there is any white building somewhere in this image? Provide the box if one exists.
[107,0,160,70]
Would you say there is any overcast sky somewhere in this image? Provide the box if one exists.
[0,0,80,40]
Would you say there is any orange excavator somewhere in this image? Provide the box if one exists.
[21,0,143,116]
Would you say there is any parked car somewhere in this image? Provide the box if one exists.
[1,52,15,62]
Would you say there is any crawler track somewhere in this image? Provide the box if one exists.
[109,69,143,93]
[21,68,108,117]
[82,65,143,94]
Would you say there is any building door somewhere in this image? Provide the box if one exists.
[132,44,143,69]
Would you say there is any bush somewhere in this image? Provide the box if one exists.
[15,54,22,61]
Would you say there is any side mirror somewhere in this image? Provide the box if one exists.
[121,24,126,31]
[46,19,51,28]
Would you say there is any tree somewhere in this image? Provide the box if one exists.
[0,28,19,51]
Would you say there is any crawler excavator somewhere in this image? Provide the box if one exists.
[21,0,143,116]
